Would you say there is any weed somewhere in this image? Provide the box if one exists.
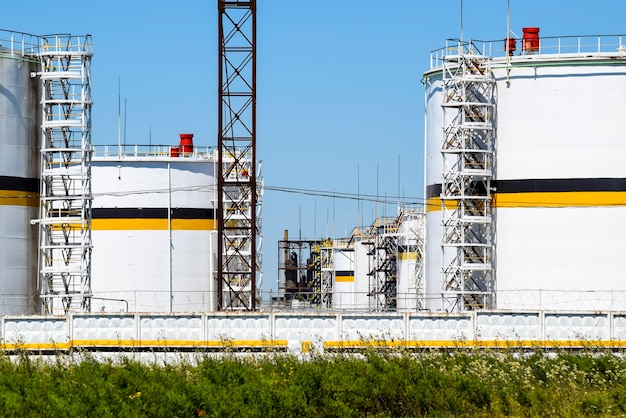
[0,345,625,416]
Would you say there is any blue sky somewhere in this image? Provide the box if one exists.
[5,1,626,292]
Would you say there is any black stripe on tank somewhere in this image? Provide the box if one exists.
[0,175,39,193]
[426,182,488,198]
[494,178,626,193]
[92,208,216,219]
[426,178,626,197]
[336,271,354,277]
[426,184,442,199]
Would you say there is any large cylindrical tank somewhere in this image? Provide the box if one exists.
[0,37,40,315]
[332,247,356,310]
[424,35,626,311]
[352,238,371,310]
[396,247,417,311]
[396,212,424,312]
[90,148,218,312]
[330,239,371,311]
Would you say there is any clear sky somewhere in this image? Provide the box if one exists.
[5,1,626,293]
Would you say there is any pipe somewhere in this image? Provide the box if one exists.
[168,160,173,312]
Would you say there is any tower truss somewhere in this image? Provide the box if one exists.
[440,42,495,311]
[37,34,93,314]
[217,0,257,310]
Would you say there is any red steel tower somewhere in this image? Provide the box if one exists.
[217,0,257,310]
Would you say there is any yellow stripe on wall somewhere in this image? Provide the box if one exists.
[7,338,626,352]
[91,219,217,231]
[335,275,355,283]
[324,339,626,349]
[2,339,289,351]
[0,190,39,207]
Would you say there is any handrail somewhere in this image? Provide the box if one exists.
[429,34,626,70]
[0,28,92,56]
[0,28,40,56]
[92,144,218,160]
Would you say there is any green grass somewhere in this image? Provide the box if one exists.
[0,347,625,417]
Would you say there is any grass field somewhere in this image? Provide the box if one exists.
[1,346,625,417]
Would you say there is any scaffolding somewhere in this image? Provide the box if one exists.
[366,216,400,311]
[319,244,333,309]
[440,42,495,311]
[37,34,93,314]
[217,0,257,310]
[256,161,263,300]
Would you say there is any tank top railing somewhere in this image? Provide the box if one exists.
[430,34,626,70]
[93,144,218,160]
[0,28,40,56]
[0,29,93,57]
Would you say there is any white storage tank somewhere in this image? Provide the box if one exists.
[0,31,40,315]
[332,246,355,310]
[424,33,626,311]
[330,238,371,311]
[396,211,424,312]
[90,143,218,312]
[352,237,371,310]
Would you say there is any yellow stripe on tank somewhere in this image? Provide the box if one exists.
[0,190,39,207]
[335,270,355,282]
[425,196,457,212]
[171,219,216,230]
[494,191,626,208]
[91,219,217,230]
[426,191,626,212]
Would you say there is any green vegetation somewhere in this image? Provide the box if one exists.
[1,347,626,417]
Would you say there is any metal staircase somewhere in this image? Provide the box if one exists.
[319,244,333,309]
[37,34,93,314]
[367,215,401,311]
[440,42,495,311]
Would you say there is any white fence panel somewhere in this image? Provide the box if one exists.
[408,314,472,342]
[3,316,68,347]
[612,314,626,340]
[274,314,338,352]
[544,313,609,340]
[140,315,203,344]
[475,312,541,341]
[73,314,136,344]
[340,314,405,341]
[206,314,272,342]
